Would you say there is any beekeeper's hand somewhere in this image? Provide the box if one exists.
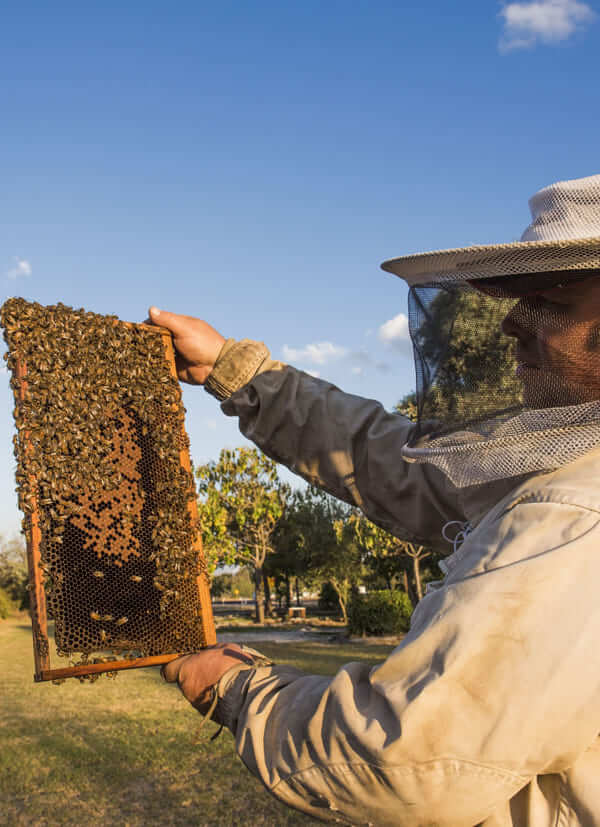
[161,643,254,714]
[144,307,225,385]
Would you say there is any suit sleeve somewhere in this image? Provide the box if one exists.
[212,342,464,547]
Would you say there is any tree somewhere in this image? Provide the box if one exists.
[395,391,418,423]
[354,519,408,593]
[0,534,28,610]
[352,516,435,607]
[270,487,364,623]
[398,541,432,604]
[196,447,289,623]
[324,516,364,624]
[297,490,363,624]
[269,487,328,611]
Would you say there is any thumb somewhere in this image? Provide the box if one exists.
[161,654,192,683]
[148,305,185,334]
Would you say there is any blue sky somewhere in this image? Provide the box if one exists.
[1,0,599,538]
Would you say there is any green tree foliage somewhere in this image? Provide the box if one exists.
[0,535,28,611]
[271,489,435,624]
[270,487,363,623]
[0,587,15,619]
[268,486,332,611]
[196,452,438,629]
[322,516,364,624]
[351,515,440,607]
[196,447,289,623]
[395,391,418,423]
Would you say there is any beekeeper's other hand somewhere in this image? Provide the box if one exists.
[161,643,253,714]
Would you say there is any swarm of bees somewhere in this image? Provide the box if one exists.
[1,298,210,678]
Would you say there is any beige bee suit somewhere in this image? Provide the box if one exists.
[205,339,600,827]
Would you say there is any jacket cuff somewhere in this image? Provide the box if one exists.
[204,338,270,401]
[213,664,266,731]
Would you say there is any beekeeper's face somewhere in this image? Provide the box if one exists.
[501,277,600,407]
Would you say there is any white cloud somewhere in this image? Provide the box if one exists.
[499,0,596,51]
[6,257,32,280]
[282,342,392,376]
[378,313,411,348]
[350,350,391,374]
[282,341,348,366]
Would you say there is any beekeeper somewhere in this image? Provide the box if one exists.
[157,174,600,825]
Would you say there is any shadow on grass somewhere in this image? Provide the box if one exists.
[6,711,314,825]
[2,618,392,825]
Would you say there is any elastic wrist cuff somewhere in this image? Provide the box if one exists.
[211,645,275,731]
[204,339,270,401]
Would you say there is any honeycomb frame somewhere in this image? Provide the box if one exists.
[1,298,216,682]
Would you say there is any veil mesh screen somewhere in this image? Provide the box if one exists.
[403,276,600,487]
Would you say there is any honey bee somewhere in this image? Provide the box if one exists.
[130,575,142,583]
[102,614,114,622]
[90,611,101,621]
[115,617,128,626]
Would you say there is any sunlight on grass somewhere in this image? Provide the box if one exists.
[1,616,395,826]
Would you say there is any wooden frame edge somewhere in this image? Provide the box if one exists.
[36,652,186,682]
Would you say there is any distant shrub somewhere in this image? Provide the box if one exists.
[318,581,340,613]
[0,560,29,610]
[347,590,413,637]
[210,573,232,599]
[0,587,15,619]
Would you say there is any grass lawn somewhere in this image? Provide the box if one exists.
[1,615,396,826]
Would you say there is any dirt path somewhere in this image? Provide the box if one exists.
[216,627,335,643]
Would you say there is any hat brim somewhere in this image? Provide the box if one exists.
[381,236,600,286]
